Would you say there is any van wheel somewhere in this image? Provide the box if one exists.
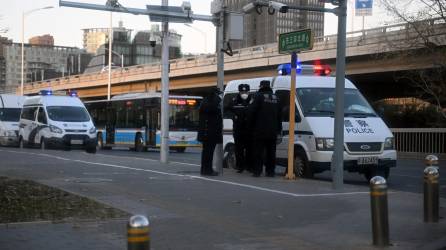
[293,151,313,178]
[40,137,46,150]
[134,134,144,152]
[223,144,236,169]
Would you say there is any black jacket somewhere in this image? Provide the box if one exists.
[197,93,223,143]
[249,87,282,139]
[227,94,253,137]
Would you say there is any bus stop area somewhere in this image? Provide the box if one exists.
[0,148,445,250]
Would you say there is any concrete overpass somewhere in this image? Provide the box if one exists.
[22,18,446,101]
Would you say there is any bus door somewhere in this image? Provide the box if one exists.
[146,106,160,147]
[106,106,116,145]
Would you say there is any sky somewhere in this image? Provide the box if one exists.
[0,0,399,54]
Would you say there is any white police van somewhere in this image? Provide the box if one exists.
[18,90,97,153]
[0,94,25,146]
[223,64,397,181]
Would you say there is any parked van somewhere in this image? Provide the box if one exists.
[0,94,25,146]
[18,90,97,153]
[223,64,397,181]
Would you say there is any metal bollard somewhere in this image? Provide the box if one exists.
[424,166,439,223]
[128,215,150,250]
[370,176,390,247]
[425,154,439,167]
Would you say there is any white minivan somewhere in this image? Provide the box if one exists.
[223,64,397,181]
[0,94,25,146]
[18,90,97,153]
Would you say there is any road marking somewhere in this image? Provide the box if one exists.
[92,152,201,167]
[0,149,371,198]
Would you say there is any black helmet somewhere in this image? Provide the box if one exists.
[238,84,250,92]
[259,80,271,89]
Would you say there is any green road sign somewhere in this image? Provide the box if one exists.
[279,29,314,54]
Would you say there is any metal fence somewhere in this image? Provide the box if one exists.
[391,128,446,158]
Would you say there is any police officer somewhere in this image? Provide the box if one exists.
[249,80,282,177]
[228,84,253,173]
[197,87,223,176]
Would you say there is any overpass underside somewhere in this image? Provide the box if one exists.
[76,48,442,104]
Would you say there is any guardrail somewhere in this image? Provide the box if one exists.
[391,128,446,158]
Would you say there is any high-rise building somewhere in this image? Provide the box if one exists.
[29,34,54,46]
[132,24,182,65]
[224,0,324,49]
[1,41,90,92]
[0,36,13,93]
[82,21,132,55]
[84,24,182,73]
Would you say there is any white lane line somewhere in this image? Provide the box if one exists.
[92,152,201,166]
[0,149,371,198]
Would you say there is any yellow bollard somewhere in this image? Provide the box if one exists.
[128,215,150,250]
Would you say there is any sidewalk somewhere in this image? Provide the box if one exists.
[0,148,445,250]
[0,219,126,250]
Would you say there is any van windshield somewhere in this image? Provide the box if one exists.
[46,106,90,122]
[297,88,376,117]
[0,108,22,122]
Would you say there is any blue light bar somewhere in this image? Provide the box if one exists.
[39,90,52,96]
[277,63,302,75]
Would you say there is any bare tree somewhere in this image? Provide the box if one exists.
[379,0,446,120]
[0,15,8,34]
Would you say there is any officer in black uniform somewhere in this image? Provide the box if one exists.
[197,87,223,176]
[228,84,253,173]
[249,80,282,177]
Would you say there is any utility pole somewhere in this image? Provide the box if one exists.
[160,0,170,164]
[107,11,113,100]
[331,0,347,189]
[214,6,225,174]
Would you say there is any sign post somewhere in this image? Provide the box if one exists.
[278,29,313,180]
[355,0,373,31]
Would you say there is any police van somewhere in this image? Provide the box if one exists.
[18,90,97,153]
[223,64,397,181]
[0,94,25,146]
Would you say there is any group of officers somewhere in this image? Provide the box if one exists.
[197,80,282,177]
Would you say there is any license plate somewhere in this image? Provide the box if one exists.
[71,140,83,145]
[357,157,379,165]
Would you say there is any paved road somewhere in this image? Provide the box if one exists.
[90,147,446,196]
[0,146,445,250]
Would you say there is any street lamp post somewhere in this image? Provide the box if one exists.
[184,24,208,53]
[160,0,170,164]
[21,6,53,96]
[107,11,113,101]
[104,48,124,68]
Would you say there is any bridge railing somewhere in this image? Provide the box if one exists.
[23,18,446,93]
[391,128,446,159]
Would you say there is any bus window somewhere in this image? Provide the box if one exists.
[169,99,200,131]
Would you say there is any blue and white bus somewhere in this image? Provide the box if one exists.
[85,92,202,152]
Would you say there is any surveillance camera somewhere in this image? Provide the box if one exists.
[149,39,156,47]
[242,3,256,13]
[181,1,192,12]
[269,1,288,13]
